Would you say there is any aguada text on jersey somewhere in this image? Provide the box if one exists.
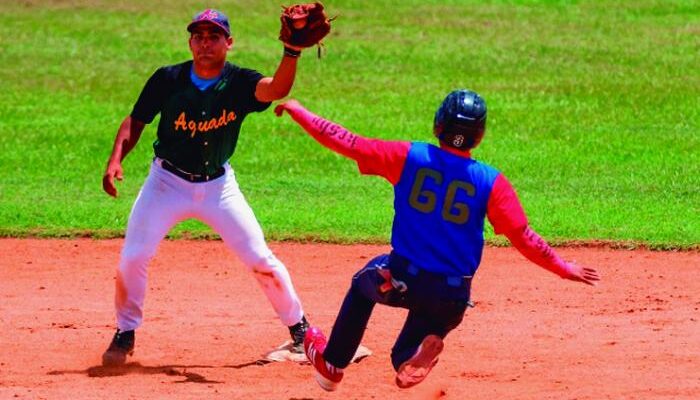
[130,61,271,176]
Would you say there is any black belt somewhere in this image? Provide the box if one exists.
[389,252,472,288]
[160,159,225,182]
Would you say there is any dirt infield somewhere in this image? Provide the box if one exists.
[1,239,698,399]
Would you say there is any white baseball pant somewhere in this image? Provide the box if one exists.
[114,158,304,331]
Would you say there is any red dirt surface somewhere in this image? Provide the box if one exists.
[1,238,698,399]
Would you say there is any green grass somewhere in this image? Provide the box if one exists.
[0,0,698,249]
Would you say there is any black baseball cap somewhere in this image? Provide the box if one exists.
[187,9,231,37]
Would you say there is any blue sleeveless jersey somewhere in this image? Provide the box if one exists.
[391,142,500,276]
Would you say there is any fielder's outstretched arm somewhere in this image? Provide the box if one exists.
[102,116,146,197]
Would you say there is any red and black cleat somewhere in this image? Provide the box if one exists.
[304,326,343,391]
[395,334,444,389]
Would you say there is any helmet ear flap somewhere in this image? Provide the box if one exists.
[433,122,444,140]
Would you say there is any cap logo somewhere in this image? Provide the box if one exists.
[198,9,219,21]
[188,9,230,36]
[453,135,464,147]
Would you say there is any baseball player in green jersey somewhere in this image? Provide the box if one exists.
[100,9,311,366]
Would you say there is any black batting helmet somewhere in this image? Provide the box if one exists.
[434,89,487,150]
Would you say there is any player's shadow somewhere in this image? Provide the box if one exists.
[47,359,272,384]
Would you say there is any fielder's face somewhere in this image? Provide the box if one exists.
[189,23,233,69]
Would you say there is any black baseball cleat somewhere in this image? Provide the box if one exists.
[102,329,135,366]
[288,315,310,354]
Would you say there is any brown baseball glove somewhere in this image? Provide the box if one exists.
[279,2,333,49]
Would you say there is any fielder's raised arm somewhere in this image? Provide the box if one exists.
[100,7,314,367]
[256,3,333,102]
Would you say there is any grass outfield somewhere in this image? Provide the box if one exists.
[0,0,697,249]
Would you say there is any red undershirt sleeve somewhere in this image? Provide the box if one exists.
[486,174,528,235]
[505,226,573,278]
[286,105,410,185]
[487,175,572,278]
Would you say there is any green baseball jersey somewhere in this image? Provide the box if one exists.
[130,60,270,175]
